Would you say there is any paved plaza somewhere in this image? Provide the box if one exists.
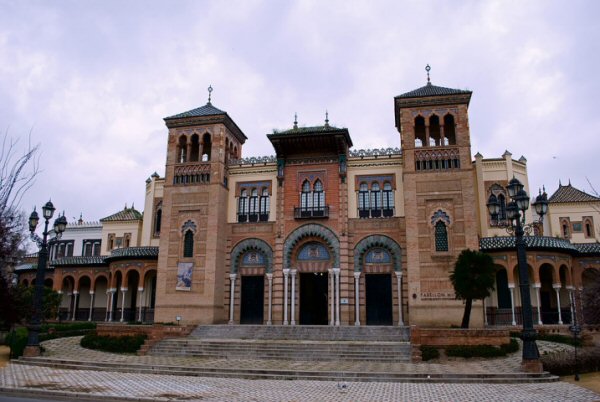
[0,337,599,401]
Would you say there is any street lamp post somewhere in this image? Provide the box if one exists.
[23,200,67,357]
[487,177,548,373]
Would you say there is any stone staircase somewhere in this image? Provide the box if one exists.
[148,325,412,362]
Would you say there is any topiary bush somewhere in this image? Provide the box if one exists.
[420,345,440,361]
[6,327,28,358]
[541,346,600,376]
[80,333,147,354]
[446,339,519,358]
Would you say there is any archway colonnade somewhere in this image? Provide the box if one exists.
[226,225,406,327]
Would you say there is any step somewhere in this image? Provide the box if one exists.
[14,357,559,384]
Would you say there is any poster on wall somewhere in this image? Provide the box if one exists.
[176,262,193,291]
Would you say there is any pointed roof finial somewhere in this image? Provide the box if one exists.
[559,179,562,186]
[425,64,431,85]
[293,113,298,129]
[568,178,571,186]
[78,213,83,225]
[207,85,213,105]
[325,110,329,128]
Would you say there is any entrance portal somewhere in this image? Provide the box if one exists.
[365,274,393,325]
[240,275,264,324]
[299,272,328,325]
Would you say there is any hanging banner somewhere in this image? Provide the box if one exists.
[176,262,193,291]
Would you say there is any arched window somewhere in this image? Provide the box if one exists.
[414,116,426,147]
[249,188,259,222]
[259,188,270,221]
[201,133,211,161]
[429,115,440,146]
[370,182,382,217]
[434,221,449,252]
[190,134,200,162]
[562,223,569,238]
[183,230,194,257]
[444,114,456,145]
[238,189,249,222]
[313,180,325,215]
[177,135,187,163]
[584,217,594,238]
[382,182,394,217]
[496,269,512,309]
[497,194,507,222]
[358,182,369,218]
[154,208,162,235]
[301,180,312,213]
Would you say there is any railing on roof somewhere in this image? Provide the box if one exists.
[229,156,277,166]
[349,148,401,158]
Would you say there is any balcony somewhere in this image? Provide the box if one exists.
[358,208,394,218]
[294,206,329,219]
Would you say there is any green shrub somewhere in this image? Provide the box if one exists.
[510,331,582,347]
[420,345,440,361]
[41,322,96,333]
[80,333,147,354]
[6,327,28,358]
[446,339,518,359]
[542,346,600,376]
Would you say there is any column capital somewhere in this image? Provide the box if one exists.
[290,269,297,275]
[552,283,562,289]
[283,268,290,276]
[394,270,403,278]
[566,285,575,290]
[229,273,237,280]
[532,283,541,289]
[266,273,273,280]
[73,291,79,295]
[508,283,515,289]
[138,287,144,292]
[332,267,340,275]
[108,288,117,293]
[120,287,128,292]
[89,291,95,295]
[353,271,361,279]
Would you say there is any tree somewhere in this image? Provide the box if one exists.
[0,131,40,329]
[450,249,496,328]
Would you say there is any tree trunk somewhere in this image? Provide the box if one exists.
[461,298,473,328]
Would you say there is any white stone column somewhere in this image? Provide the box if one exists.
[328,269,334,326]
[138,287,144,322]
[229,274,237,324]
[56,290,62,320]
[266,273,273,325]
[283,269,290,325]
[483,297,488,326]
[508,284,516,326]
[567,286,575,324]
[533,283,542,325]
[353,271,361,326]
[107,289,115,322]
[553,284,563,325]
[120,287,127,322]
[290,269,297,326]
[72,291,79,321]
[88,291,95,322]
[395,271,404,326]
[333,268,340,326]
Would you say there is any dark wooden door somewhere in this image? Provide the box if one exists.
[366,274,393,325]
[240,276,264,324]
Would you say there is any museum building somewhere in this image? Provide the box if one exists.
[16,73,600,328]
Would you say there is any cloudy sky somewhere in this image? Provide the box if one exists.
[1,0,599,225]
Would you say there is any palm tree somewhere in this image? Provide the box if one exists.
[450,249,496,328]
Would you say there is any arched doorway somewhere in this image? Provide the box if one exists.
[296,242,330,325]
[354,235,403,326]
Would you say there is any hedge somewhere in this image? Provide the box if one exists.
[80,333,147,354]
[542,346,600,376]
[446,338,519,358]
[420,345,440,361]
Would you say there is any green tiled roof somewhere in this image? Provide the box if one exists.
[396,82,471,99]
[548,183,600,203]
[480,236,578,253]
[100,207,143,222]
[573,243,600,254]
[164,103,226,120]
[105,246,159,262]
[50,256,106,266]
[272,125,347,135]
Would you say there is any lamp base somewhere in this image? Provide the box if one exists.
[521,359,543,373]
[22,345,41,357]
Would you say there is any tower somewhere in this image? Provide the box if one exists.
[154,88,247,323]
[395,66,480,325]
